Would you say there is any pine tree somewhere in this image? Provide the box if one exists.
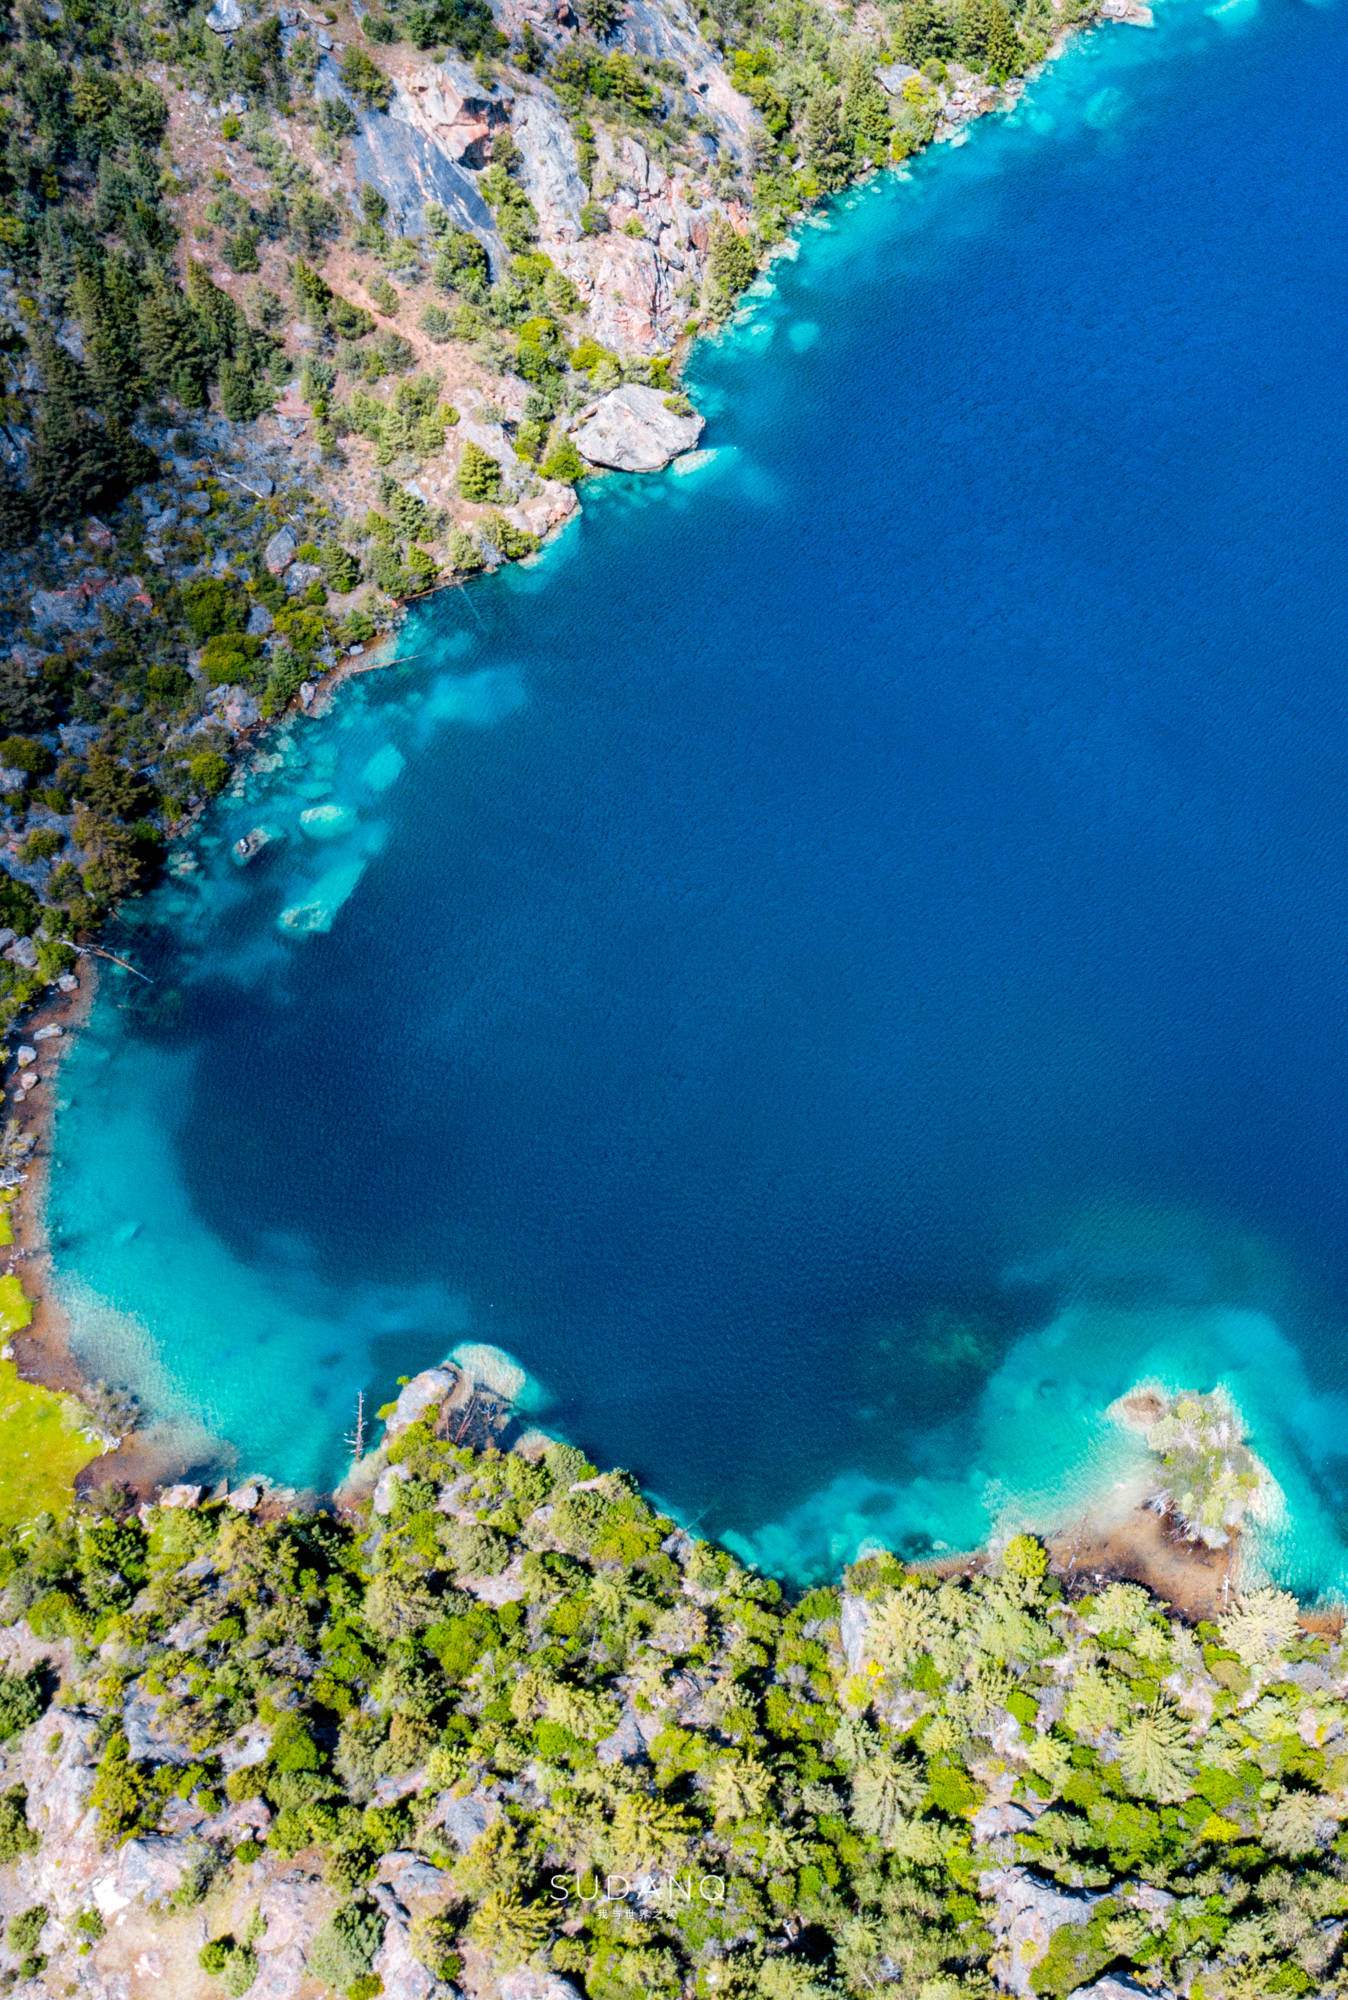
[27,339,126,525]
[959,0,1023,75]
[804,86,852,193]
[72,254,144,418]
[983,0,1025,79]
[895,0,957,63]
[137,272,205,402]
[185,259,244,362]
[841,51,893,167]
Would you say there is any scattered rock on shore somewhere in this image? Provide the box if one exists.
[572,384,704,473]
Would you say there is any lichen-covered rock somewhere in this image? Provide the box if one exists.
[982,1868,1104,1997]
[373,1461,412,1516]
[396,57,508,169]
[511,90,586,242]
[91,1834,208,1917]
[556,232,679,353]
[373,1913,456,2000]
[505,480,578,542]
[434,1788,499,1851]
[572,384,703,473]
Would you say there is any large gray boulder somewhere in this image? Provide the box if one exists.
[385,1366,456,1437]
[434,1788,499,1851]
[572,384,703,473]
[263,526,296,574]
[92,1834,207,1917]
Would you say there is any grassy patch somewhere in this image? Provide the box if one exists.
[0,1276,30,1334]
[0,1360,100,1524]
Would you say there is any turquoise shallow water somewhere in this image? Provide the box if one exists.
[49,0,1348,1587]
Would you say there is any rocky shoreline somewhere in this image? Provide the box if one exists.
[0,0,1161,1513]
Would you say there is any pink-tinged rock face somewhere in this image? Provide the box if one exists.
[395,62,510,170]
[555,234,678,354]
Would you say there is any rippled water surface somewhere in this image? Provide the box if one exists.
[51,0,1348,1583]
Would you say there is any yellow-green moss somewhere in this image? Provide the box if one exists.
[0,1275,30,1334]
[0,1360,100,1523]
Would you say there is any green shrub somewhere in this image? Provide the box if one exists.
[147,661,192,701]
[540,435,586,484]
[0,736,52,778]
[339,47,392,108]
[447,527,484,574]
[182,578,246,642]
[201,1934,259,1995]
[0,1788,35,1864]
[90,1735,162,1844]
[18,827,61,864]
[189,752,231,797]
[6,1904,45,1956]
[420,303,455,341]
[200,632,261,685]
[410,1909,461,1982]
[307,1898,385,1992]
[0,1667,45,1741]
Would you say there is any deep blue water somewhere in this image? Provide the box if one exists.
[50,0,1348,1582]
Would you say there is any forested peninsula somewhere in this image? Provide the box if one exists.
[0,1362,1333,2000]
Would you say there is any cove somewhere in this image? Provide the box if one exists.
[50,0,1348,1587]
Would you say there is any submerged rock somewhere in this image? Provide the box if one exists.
[299,802,357,842]
[233,826,277,866]
[449,1341,527,1403]
[572,384,704,473]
